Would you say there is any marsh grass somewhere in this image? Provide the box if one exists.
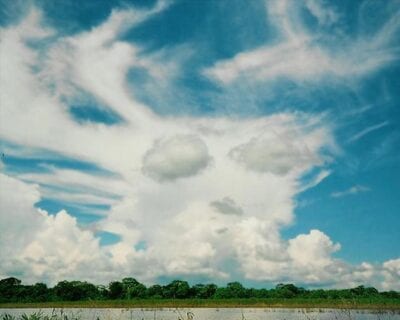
[0,310,84,320]
[1,298,399,309]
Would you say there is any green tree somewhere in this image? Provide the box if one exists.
[96,285,108,299]
[192,283,217,299]
[226,282,247,298]
[214,282,247,298]
[0,277,22,302]
[54,281,98,301]
[29,283,50,302]
[164,280,190,298]
[146,284,163,298]
[122,278,146,298]
[275,283,303,298]
[381,291,400,299]
[309,289,329,299]
[108,281,124,299]
[214,287,229,298]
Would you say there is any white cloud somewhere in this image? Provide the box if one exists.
[233,217,289,281]
[233,224,342,283]
[228,129,324,175]
[210,197,244,216]
[142,135,211,182]
[39,187,119,207]
[18,167,130,202]
[331,185,370,198]
[20,210,104,281]
[382,259,400,291]
[235,226,394,288]
[0,173,112,284]
[0,2,398,290]
[304,0,338,26]
[288,230,340,270]
[0,173,42,262]
[347,121,389,143]
[299,169,331,192]
[204,0,399,84]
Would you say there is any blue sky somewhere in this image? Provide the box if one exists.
[0,0,399,289]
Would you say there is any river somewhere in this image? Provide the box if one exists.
[1,308,399,320]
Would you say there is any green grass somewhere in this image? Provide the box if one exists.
[1,298,399,310]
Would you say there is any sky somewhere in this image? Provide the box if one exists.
[0,0,399,290]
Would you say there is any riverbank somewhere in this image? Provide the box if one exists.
[1,299,400,310]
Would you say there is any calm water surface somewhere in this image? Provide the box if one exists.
[1,308,399,320]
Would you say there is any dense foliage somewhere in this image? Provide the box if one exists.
[0,277,399,303]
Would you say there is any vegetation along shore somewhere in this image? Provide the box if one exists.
[1,277,399,309]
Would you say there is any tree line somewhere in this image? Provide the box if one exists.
[0,277,399,302]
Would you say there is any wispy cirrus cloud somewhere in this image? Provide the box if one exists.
[204,0,400,85]
[330,185,371,198]
[347,121,389,143]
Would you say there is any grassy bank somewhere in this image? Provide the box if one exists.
[1,298,400,310]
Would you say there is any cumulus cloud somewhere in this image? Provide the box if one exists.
[288,230,341,269]
[142,135,211,182]
[0,173,110,284]
[232,222,341,283]
[233,217,289,281]
[235,226,390,287]
[20,211,105,281]
[382,259,400,290]
[228,130,322,175]
[0,173,42,263]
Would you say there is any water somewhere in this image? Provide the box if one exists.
[1,308,399,320]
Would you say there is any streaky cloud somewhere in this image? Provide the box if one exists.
[347,121,389,143]
[330,185,370,198]
[204,0,400,85]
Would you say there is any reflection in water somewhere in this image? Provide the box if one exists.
[1,308,400,320]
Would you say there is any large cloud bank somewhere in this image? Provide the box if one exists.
[0,1,399,289]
